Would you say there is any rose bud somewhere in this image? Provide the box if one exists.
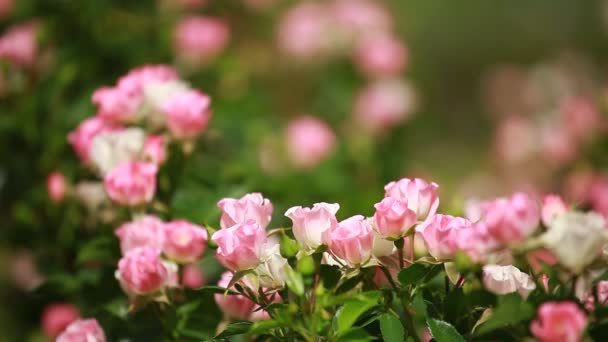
[373,196,417,240]
[56,319,106,342]
[103,161,158,207]
[328,215,373,267]
[384,177,439,221]
[212,220,267,271]
[285,202,340,252]
[162,89,212,140]
[482,264,535,298]
[116,247,169,295]
[285,116,336,170]
[214,271,256,321]
[143,135,167,165]
[541,194,568,226]
[418,214,472,260]
[182,264,206,289]
[530,302,586,342]
[115,215,165,255]
[67,117,119,163]
[47,171,67,203]
[480,192,540,244]
[41,303,80,339]
[218,193,274,229]
[162,220,208,263]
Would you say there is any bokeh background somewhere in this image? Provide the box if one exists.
[1,0,608,340]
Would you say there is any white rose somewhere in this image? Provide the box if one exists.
[541,211,608,273]
[252,244,289,290]
[143,80,190,128]
[90,128,145,175]
[482,264,536,298]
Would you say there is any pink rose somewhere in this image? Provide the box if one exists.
[47,171,67,203]
[115,215,165,255]
[454,223,499,263]
[143,135,167,165]
[331,0,392,39]
[218,193,273,229]
[526,249,558,273]
[174,16,230,64]
[92,86,141,124]
[285,116,336,169]
[328,215,373,266]
[541,194,568,226]
[117,65,178,97]
[354,34,407,78]
[561,97,601,141]
[384,177,439,221]
[103,161,158,207]
[0,21,38,67]
[277,2,334,59]
[418,214,472,260]
[482,264,535,298]
[530,302,587,342]
[354,78,416,134]
[285,202,340,251]
[56,319,106,342]
[214,271,256,320]
[212,220,267,271]
[480,192,540,244]
[116,247,169,295]
[41,303,80,339]
[162,220,208,263]
[181,264,206,289]
[373,196,417,239]
[67,117,119,163]
[162,90,212,139]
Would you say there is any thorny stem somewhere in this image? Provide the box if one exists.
[380,266,398,290]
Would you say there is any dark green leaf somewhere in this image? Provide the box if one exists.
[285,266,305,296]
[427,318,467,342]
[380,313,404,342]
[214,321,253,339]
[337,327,373,342]
[398,263,429,286]
[335,291,381,333]
[248,320,282,335]
[475,293,534,335]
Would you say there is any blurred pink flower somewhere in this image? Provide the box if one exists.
[418,214,472,260]
[92,86,141,124]
[0,0,14,19]
[285,116,336,169]
[218,192,274,229]
[480,192,540,244]
[384,177,439,221]
[285,202,340,252]
[530,302,586,342]
[354,79,416,134]
[56,319,106,342]
[454,223,499,263]
[277,2,334,59]
[174,16,230,65]
[590,176,608,220]
[541,194,568,226]
[214,271,256,320]
[116,247,169,295]
[41,303,80,339]
[181,264,206,289]
[143,135,167,165]
[354,34,407,78]
[115,215,166,255]
[103,161,158,207]
[331,0,392,40]
[0,21,38,67]
[328,215,374,266]
[162,89,212,139]
[162,220,208,263]
[47,171,67,203]
[526,248,558,273]
[117,65,179,97]
[67,117,120,163]
[494,115,537,164]
[539,123,578,165]
[9,249,44,291]
[561,96,601,141]
[212,220,267,271]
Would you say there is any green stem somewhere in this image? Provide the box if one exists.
[399,293,421,342]
[395,238,405,269]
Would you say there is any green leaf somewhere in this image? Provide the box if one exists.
[398,263,429,286]
[285,265,305,296]
[475,293,534,335]
[214,321,253,339]
[248,319,282,335]
[337,327,373,341]
[427,318,466,342]
[335,291,381,333]
[76,236,115,265]
[380,313,404,342]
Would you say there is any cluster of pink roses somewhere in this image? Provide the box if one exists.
[39,303,105,341]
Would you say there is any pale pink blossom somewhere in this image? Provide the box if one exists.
[526,249,558,273]
[530,302,586,342]
[47,171,67,203]
[182,264,206,289]
[162,89,212,139]
[277,2,334,59]
[56,319,106,342]
[480,192,540,244]
[218,193,274,229]
[354,34,407,78]
[143,135,167,165]
[331,0,392,40]
[541,194,568,226]
[103,161,158,207]
[384,177,439,221]
[162,220,208,263]
[115,215,166,255]
[92,86,141,124]
[285,116,336,169]
[116,247,169,295]
[454,223,499,263]
[561,97,601,141]
[9,249,44,291]
[494,115,537,164]
[212,220,267,271]
[373,197,417,239]
[214,271,256,320]
[354,79,416,134]
[540,123,577,165]
[67,117,119,163]
[285,202,340,252]
[41,303,80,339]
[328,215,373,266]
[174,16,230,64]
[418,214,472,260]
[0,21,38,67]
[116,65,179,97]
[590,176,608,220]
[482,264,536,298]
